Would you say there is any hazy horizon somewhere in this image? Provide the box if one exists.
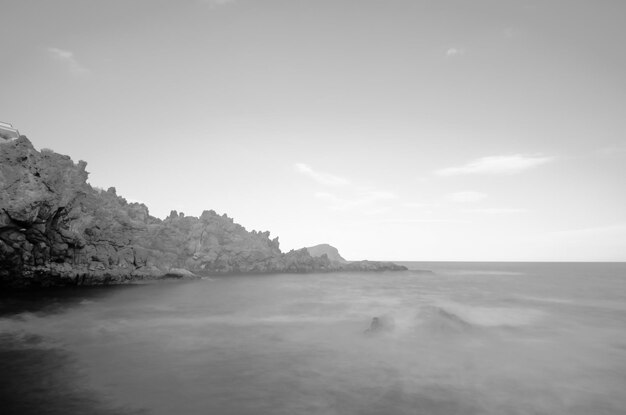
[2,0,625,261]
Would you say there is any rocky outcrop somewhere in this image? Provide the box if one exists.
[306,244,347,263]
[364,315,396,335]
[0,137,406,288]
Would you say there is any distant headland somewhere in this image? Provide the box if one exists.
[0,137,406,288]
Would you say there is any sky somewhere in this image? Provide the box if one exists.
[1,0,625,261]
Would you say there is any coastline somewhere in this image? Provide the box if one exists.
[0,137,405,288]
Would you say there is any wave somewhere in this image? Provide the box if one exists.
[419,302,544,331]
[417,306,474,333]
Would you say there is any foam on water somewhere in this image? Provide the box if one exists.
[1,263,626,415]
[428,301,545,327]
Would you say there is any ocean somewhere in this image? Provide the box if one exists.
[1,262,625,414]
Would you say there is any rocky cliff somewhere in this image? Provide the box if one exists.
[0,137,405,287]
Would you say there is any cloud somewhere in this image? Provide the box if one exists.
[296,163,398,213]
[446,48,465,57]
[315,190,397,211]
[435,154,554,176]
[48,47,89,75]
[294,163,350,186]
[464,208,527,214]
[447,191,487,203]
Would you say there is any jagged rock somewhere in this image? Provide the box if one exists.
[0,137,407,288]
[344,260,407,272]
[364,315,396,335]
[163,268,198,279]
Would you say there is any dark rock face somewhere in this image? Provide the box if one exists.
[0,137,406,288]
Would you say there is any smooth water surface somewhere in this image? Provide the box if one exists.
[1,262,626,414]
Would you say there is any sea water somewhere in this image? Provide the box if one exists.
[1,262,625,414]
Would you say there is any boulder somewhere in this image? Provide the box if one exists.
[364,315,396,335]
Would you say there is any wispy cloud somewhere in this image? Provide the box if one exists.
[315,190,397,211]
[447,191,487,203]
[48,47,89,75]
[464,208,528,214]
[295,163,398,213]
[294,163,350,186]
[446,47,465,57]
[435,154,554,176]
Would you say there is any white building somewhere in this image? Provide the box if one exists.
[0,122,20,142]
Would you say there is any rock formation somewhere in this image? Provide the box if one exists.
[0,137,406,287]
[306,244,347,263]
[364,315,396,335]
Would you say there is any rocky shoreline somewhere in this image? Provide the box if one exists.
[0,137,406,288]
